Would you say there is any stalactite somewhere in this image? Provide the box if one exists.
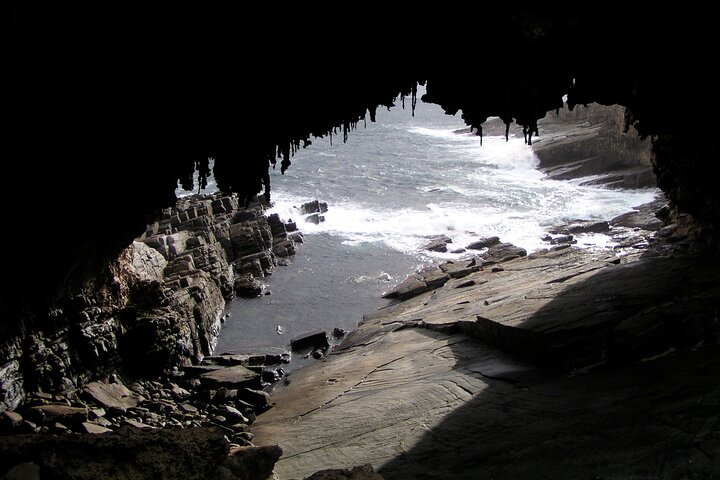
[262,168,271,202]
[368,105,377,122]
[411,83,417,116]
[196,157,210,192]
[505,121,511,141]
[280,142,291,173]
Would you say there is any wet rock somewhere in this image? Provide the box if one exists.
[261,368,284,383]
[332,328,347,338]
[233,273,263,298]
[567,221,610,234]
[466,236,501,250]
[300,200,329,215]
[289,232,305,244]
[290,332,330,352]
[611,210,662,231]
[266,213,287,237]
[273,240,296,257]
[421,236,452,253]
[484,243,527,263]
[549,234,576,245]
[382,276,427,301]
[305,213,325,224]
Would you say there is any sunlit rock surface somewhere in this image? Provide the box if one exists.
[254,221,720,479]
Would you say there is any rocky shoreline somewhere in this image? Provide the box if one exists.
[0,192,322,478]
[252,199,720,479]
[2,190,715,479]
[473,103,656,190]
[1,193,304,410]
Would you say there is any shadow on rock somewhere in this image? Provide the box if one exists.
[378,245,720,479]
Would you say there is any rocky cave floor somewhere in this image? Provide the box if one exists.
[3,198,720,479]
[252,201,720,479]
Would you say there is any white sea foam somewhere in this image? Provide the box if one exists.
[263,85,659,260]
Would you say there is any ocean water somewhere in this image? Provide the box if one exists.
[211,87,659,357]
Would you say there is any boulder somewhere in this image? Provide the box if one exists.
[549,235,576,245]
[266,213,287,237]
[83,381,143,412]
[382,276,428,301]
[289,232,304,244]
[217,445,283,480]
[0,411,23,429]
[421,236,452,253]
[273,240,296,257]
[466,236,501,250]
[290,332,330,352]
[26,405,88,426]
[81,422,113,434]
[567,221,610,234]
[131,241,168,283]
[200,365,260,389]
[305,213,325,224]
[234,273,263,298]
[484,243,527,263]
[300,200,329,215]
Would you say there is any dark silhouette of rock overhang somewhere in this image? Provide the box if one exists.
[2,5,716,318]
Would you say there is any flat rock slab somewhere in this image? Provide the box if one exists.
[200,365,259,389]
[254,242,720,479]
[83,381,143,412]
[255,302,720,480]
[27,405,88,424]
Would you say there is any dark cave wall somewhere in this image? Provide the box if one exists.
[2,6,718,325]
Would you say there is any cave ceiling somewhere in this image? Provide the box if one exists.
[2,5,716,313]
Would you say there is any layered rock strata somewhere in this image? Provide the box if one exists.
[253,208,720,479]
[0,193,298,413]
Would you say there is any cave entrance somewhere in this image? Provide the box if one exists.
[212,86,660,362]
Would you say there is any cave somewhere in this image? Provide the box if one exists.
[2,5,720,479]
